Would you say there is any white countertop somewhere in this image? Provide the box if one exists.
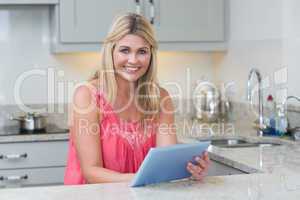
[1,120,300,199]
[2,173,300,200]
[0,133,69,143]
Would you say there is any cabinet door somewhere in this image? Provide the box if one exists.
[0,167,65,188]
[59,0,138,43]
[0,141,68,169]
[146,0,224,42]
[0,0,58,4]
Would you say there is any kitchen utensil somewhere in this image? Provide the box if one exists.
[193,81,233,123]
[193,81,220,122]
[219,82,233,121]
[10,112,47,131]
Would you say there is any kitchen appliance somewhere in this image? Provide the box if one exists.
[194,81,220,122]
[10,112,47,131]
[193,81,231,122]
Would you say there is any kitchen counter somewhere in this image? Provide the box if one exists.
[0,132,69,143]
[1,117,300,199]
[1,173,300,200]
[1,135,300,199]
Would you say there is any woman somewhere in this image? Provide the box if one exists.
[64,13,210,184]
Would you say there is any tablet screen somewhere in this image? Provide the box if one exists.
[130,141,210,187]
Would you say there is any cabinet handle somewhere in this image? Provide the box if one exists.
[73,0,78,27]
[135,0,141,14]
[0,153,27,160]
[0,174,28,181]
[149,0,155,24]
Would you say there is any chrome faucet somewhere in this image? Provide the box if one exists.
[247,68,265,137]
[284,95,300,105]
[283,95,300,125]
[283,95,300,140]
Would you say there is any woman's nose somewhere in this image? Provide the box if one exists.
[128,53,138,64]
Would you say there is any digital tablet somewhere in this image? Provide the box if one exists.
[130,141,211,187]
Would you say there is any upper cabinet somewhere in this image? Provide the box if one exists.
[50,0,226,53]
[0,0,58,4]
[59,0,136,43]
[146,0,224,42]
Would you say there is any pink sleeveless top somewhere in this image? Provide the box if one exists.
[64,89,157,185]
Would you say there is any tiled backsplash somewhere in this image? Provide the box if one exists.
[1,100,300,134]
[0,104,69,129]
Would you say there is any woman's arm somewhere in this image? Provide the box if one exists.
[156,88,210,180]
[71,84,134,183]
[156,88,178,147]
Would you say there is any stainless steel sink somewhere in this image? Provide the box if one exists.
[211,139,248,146]
[206,159,248,176]
[199,139,282,148]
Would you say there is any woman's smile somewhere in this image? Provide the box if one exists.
[124,65,141,73]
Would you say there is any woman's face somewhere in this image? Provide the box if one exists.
[113,34,151,82]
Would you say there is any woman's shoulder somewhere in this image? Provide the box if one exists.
[72,79,102,107]
[158,87,174,111]
[89,78,102,89]
[159,87,171,99]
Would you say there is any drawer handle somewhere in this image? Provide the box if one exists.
[149,0,155,24]
[135,0,141,14]
[0,153,27,160]
[0,174,28,181]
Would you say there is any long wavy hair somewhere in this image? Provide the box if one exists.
[91,12,160,121]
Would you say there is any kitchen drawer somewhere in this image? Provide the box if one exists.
[0,167,65,188]
[0,141,68,169]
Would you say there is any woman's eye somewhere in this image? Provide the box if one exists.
[120,49,129,54]
[139,49,148,54]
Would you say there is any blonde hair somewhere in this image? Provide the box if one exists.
[92,12,160,121]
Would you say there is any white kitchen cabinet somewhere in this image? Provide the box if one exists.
[50,0,226,53]
[59,0,137,43]
[0,141,68,169]
[0,140,68,188]
[0,167,65,188]
[146,0,224,42]
[0,0,58,4]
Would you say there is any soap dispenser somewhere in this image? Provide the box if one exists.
[275,103,288,136]
[266,95,276,130]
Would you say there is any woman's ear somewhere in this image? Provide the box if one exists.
[149,51,153,67]
[111,44,116,54]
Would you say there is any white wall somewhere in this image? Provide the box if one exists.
[158,51,214,100]
[8,1,298,107]
[0,5,214,105]
[282,0,300,101]
[214,0,300,106]
[213,0,285,103]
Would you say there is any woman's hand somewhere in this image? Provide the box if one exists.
[186,151,210,181]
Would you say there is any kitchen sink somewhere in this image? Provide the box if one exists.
[206,159,248,176]
[199,138,282,148]
[211,139,248,146]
